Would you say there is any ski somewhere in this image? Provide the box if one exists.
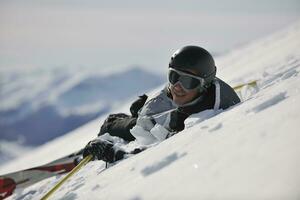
[0,149,83,199]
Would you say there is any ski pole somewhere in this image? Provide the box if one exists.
[233,80,258,91]
[41,154,93,200]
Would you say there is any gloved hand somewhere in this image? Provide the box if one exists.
[168,109,189,132]
[83,139,125,163]
[130,94,148,117]
[98,113,136,142]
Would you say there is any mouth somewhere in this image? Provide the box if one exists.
[174,91,185,97]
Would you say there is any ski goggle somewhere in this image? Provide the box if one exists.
[168,68,205,91]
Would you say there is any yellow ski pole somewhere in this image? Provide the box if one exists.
[233,80,258,91]
[41,154,93,200]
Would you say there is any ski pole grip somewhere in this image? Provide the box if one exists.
[41,154,93,200]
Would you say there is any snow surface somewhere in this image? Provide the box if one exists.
[1,20,300,199]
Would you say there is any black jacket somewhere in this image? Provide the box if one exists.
[99,78,240,141]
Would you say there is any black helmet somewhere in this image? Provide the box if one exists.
[169,46,217,86]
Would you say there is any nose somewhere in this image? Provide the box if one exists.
[173,82,184,91]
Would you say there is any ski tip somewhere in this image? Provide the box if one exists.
[0,177,16,199]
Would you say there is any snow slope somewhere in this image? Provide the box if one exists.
[1,20,300,199]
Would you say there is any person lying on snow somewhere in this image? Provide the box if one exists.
[83,45,241,163]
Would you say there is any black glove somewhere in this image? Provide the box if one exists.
[83,139,126,163]
[168,109,189,132]
[130,94,148,117]
[99,113,136,142]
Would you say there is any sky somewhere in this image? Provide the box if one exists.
[0,0,299,73]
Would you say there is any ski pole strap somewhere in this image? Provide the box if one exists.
[41,154,93,200]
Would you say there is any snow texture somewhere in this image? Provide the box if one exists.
[1,20,300,199]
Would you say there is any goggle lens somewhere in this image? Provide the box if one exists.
[168,70,201,90]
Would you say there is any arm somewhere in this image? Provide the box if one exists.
[97,94,148,142]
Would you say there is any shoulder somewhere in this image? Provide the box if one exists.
[139,85,175,116]
[214,78,241,110]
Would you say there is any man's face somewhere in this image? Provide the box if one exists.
[169,69,200,106]
[170,82,199,105]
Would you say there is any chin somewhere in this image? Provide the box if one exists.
[171,91,184,105]
[173,97,186,106]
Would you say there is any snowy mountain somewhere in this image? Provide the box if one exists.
[0,140,33,164]
[1,20,300,199]
[0,67,164,146]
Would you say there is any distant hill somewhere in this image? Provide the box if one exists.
[0,67,164,145]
